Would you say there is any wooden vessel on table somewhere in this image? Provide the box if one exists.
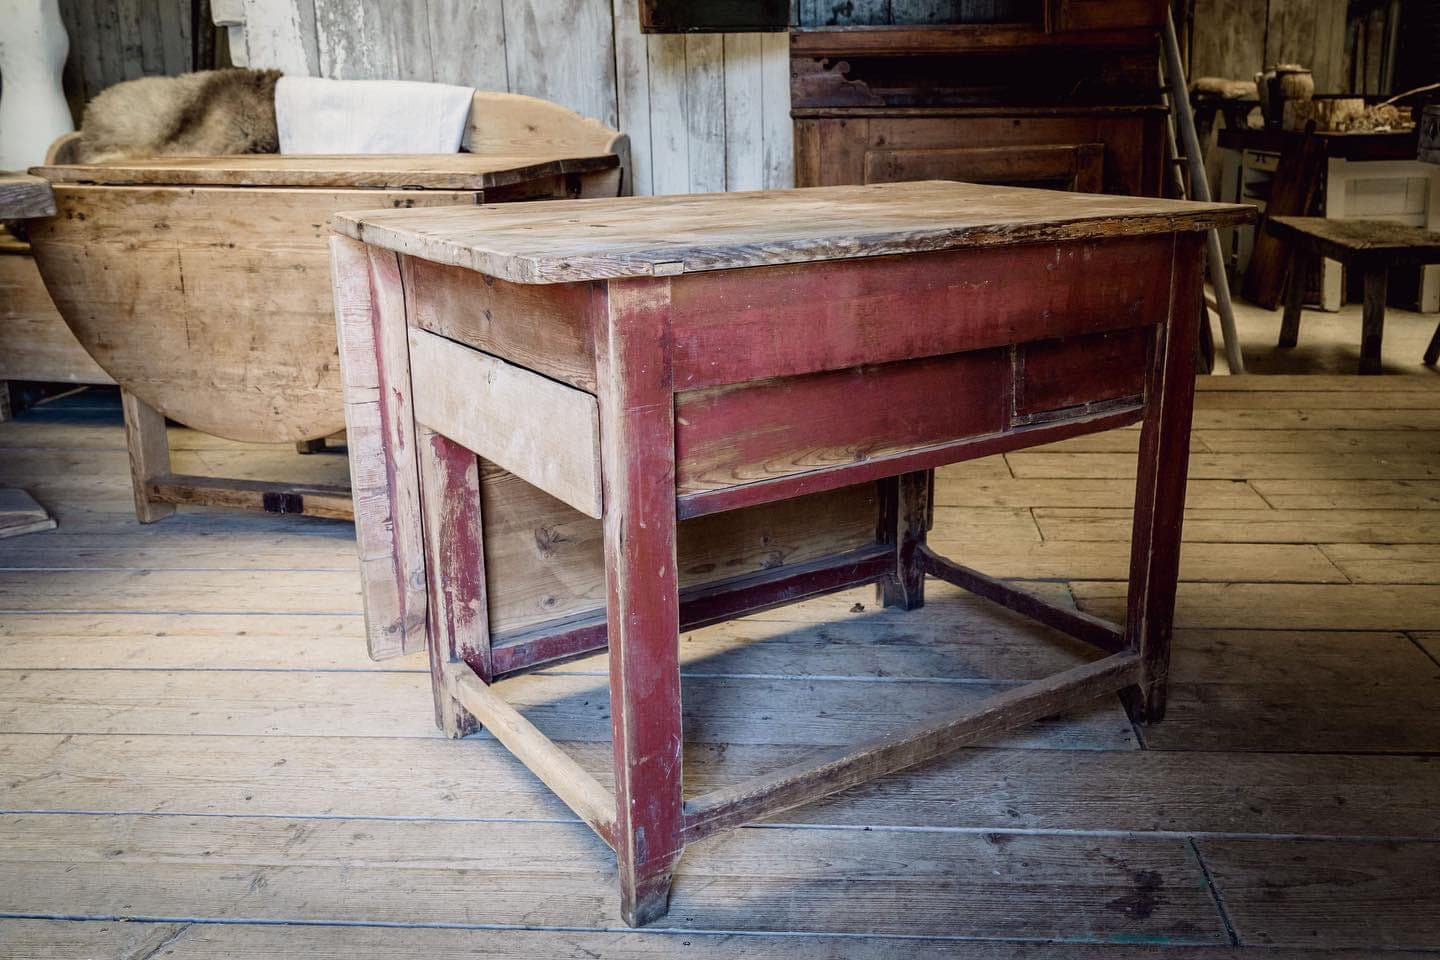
[22,91,627,522]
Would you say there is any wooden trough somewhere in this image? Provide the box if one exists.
[22,91,627,522]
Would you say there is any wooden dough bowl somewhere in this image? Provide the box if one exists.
[24,92,627,445]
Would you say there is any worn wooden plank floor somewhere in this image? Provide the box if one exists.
[1,374,1438,959]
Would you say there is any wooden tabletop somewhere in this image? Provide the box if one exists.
[0,172,56,219]
[31,152,618,190]
[1217,126,1421,162]
[1269,216,1440,266]
[334,181,1255,284]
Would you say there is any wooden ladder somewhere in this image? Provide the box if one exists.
[1160,8,1246,374]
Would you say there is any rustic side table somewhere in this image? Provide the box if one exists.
[331,182,1252,926]
[1267,216,1440,373]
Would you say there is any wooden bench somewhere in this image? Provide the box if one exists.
[1268,216,1440,373]
[331,180,1252,925]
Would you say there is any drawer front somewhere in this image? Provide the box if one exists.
[1015,325,1152,423]
[864,143,1105,193]
[675,347,1011,495]
[408,327,603,518]
[404,255,598,393]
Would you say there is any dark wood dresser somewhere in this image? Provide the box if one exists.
[792,0,1169,197]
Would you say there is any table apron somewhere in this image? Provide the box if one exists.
[674,325,1153,514]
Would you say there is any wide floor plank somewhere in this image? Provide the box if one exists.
[931,475,1267,509]
[1196,838,1440,950]
[928,537,1346,583]
[1036,508,1440,544]
[0,919,1406,960]
[4,734,1436,839]
[1248,479,1440,510]
[1074,581,1440,631]
[1008,452,1439,480]
[0,813,1225,942]
[0,668,1134,749]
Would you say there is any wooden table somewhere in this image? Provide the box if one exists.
[1268,216,1440,372]
[330,181,1252,925]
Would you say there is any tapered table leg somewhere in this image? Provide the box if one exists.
[1278,255,1306,348]
[596,278,686,927]
[416,426,486,739]
[120,390,175,524]
[1359,266,1387,375]
[1124,234,1204,723]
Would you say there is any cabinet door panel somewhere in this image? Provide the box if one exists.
[1048,0,1165,31]
[864,142,1105,191]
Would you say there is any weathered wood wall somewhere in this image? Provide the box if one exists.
[54,0,194,119]
[220,0,794,195]
[1189,0,1349,94]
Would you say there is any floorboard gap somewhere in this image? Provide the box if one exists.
[1187,837,1240,946]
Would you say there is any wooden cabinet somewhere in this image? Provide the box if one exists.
[791,21,1167,197]
[797,110,1164,195]
[1046,0,1166,31]
[863,141,1105,191]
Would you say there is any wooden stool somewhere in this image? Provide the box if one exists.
[332,182,1252,926]
[1268,216,1440,374]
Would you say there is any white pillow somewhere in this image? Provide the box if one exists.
[275,76,474,154]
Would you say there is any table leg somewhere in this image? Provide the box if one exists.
[1360,266,1387,375]
[330,236,429,661]
[120,390,175,524]
[416,426,486,739]
[1124,236,1203,724]
[597,279,685,927]
[1279,254,1307,348]
[877,470,930,611]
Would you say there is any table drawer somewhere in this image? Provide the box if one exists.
[1014,325,1152,423]
[675,347,1011,495]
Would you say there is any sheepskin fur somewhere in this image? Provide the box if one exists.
[76,68,281,163]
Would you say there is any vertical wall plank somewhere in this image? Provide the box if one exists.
[136,0,166,75]
[241,0,317,74]
[94,1,124,86]
[685,34,726,193]
[1265,0,1348,93]
[503,0,618,129]
[648,34,690,195]
[760,30,794,189]
[58,1,105,108]
[1188,0,1266,84]
[723,33,765,192]
[117,0,147,80]
[613,0,655,195]
[157,0,190,75]
[424,0,508,90]
[313,1,434,81]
